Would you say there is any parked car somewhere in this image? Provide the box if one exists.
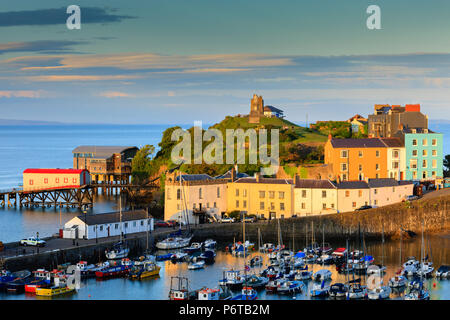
[220,217,235,223]
[166,220,179,227]
[355,205,372,211]
[20,237,46,247]
[404,195,419,202]
[155,221,171,227]
[243,216,256,223]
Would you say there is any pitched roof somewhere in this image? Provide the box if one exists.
[77,210,149,225]
[336,181,369,189]
[367,178,399,188]
[380,138,404,148]
[402,128,436,134]
[234,177,293,184]
[23,168,87,174]
[295,179,336,189]
[175,174,213,182]
[72,146,138,159]
[214,170,249,180]
[330,138,387,148]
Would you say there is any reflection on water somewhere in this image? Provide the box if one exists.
[0,234,448,300]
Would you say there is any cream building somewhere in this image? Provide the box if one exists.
[336,181,372,213]
[368,179,414,207]
[294,178,338,216]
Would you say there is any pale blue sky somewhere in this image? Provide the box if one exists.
[1,0,450,124]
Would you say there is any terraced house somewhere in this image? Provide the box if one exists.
[227,174,294,220]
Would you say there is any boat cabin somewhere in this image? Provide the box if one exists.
[198,288,220,300]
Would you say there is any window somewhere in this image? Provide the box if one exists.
[279,191,285,199]
[167,189,171,200]
[243,200,246,208]
[432,159,437,168]
[214,202,217,208]
[345,190,350,197]
[73,178,77,183]
[199,188,202,199]
[64,178,68,183]
[341,163,347,172]
[412,139,417,146]
[358,151,363,158]
[235,189,239,197]
[432,139,437,146]
[393,150,399,158]
[432,171,436,177]
[270,202,275,210]
[217,187,221,198]
[331,203,335,209]
[393,161,399,169]
[432,150,437,156]
[243,189,247,197]
[207,203,210,208]
[301,203,306,209]
[269,191,275,199]
[124,223,128,228]
[410,159,417,169]
[342,174,347,181]
[177,189,181,200]
[422,139,427,146]
[341,150,348,158]
[302,190,307,198]
[322,190,327,198]
[115,224,118,229]
[423,160,427,168]
[55,178,59,183]
[140,221,144,226]
[29,179,33,185]
[376,150,380,157]
[352,202,356,208]
[423,171,427,179]
[374,200,378,205]
[374,189,378,195]
[133,221,137,227]
[236,200,239,208]
[358,190,362,197]
[44,178,48,184]
[100,225,103,231]
[412,150,418,157]
[259,191,265,198]
[193,203,196,209]
[376,163,380,170]
[280,203,285,211]
[260,202,264,210]
[376,173,379,179]
[422,149,427,157]
[392,187,395,192]
[359,164,363,171]
[323,203,327,209]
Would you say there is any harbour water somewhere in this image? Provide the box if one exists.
[0,234,448,300]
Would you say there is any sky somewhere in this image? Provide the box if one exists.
[1,0,450,125]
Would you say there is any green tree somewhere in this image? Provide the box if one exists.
[444,154,450,177]
[131,144,155,184]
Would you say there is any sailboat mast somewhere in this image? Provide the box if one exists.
[322,224,325,267]
[381,225,384,267]
[119,194,122,242]
[292,224,295,252]
[399,228,402,269]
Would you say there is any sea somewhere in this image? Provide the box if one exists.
[0,122,448,300]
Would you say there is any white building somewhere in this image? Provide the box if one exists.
[63,209,153,240]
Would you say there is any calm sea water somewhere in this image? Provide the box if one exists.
[0,234,448,300]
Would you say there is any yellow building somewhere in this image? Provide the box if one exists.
[227,174,294,219]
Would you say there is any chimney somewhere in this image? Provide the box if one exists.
[231,166,236,182]
[328,134,332,141]
[255,172,261,183]
[294,174,300,186]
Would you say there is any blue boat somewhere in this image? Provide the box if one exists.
[156,253,174,261]
[230,287,258,300]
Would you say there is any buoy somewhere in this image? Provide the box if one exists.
[433,283,436,288]
[88,294,91,297]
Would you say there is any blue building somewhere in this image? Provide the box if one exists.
[404,129,443,180]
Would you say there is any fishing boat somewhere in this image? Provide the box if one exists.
[188,260,206,270]
[245,275,269,290]
[265,278,286,293]
[260,243,275,253]
[277,280,305,295]
[156,253,173,261]
[368,282,391,300]
[310,280,330,297]
[35,273,76,297]
[203,239,217,249]
[184,242,202,254]
[329,283,348,298]
[75,261,97,278]
[169,276,195,300]
[129,261,160,279]
[95,259,133,279]
[24,269,52,293]
[6,270,32,293]
[230,286,257,300]
[331,247,348,258]
[0,270,15,292]
[249,255,263,267]
[218,270,244,290]
[435,265,450,279]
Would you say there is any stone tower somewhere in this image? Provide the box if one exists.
[248,94,264,123]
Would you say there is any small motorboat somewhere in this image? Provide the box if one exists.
[188,260,206,270]
[367,264,387,275]
[402,265,418,277]
[331,247,348,258]
[417,261,434,278]
[230,287,257,300]
[128,261,161,279]
[295,268,312,281]
[346,279,367,299]
[198,250,216,264]
[105,242,130,260]
[95,259,133,279]
[313,269,332,282]
[156,253,174,261]
[156,233,193,250]
[403,256,420,269]
[170,252,189,262]
[184,242,203,254]
[329,283,348,298]
[203,239,217,249]
[265,278,286,293]
[316,254,334,265]
[35,274,76,297]
[404,281,430,300]
[245,275,269,290]
[76,261,97,278]
[6,270,33,294]
[368,283,391,300]
[197,287,231,300]
[277,280,305,295]
[310,280,330,297]
[249,255,263,267]
[435,265,450,279]
[389,273,407,288]
[24,269,52,293]
[218,270,244,290]
[0,270,15,292]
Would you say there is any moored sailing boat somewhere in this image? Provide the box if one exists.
[105,196,130,260]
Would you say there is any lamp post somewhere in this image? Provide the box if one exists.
[82,204,88,240]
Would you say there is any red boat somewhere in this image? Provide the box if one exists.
[95,265,131,278]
